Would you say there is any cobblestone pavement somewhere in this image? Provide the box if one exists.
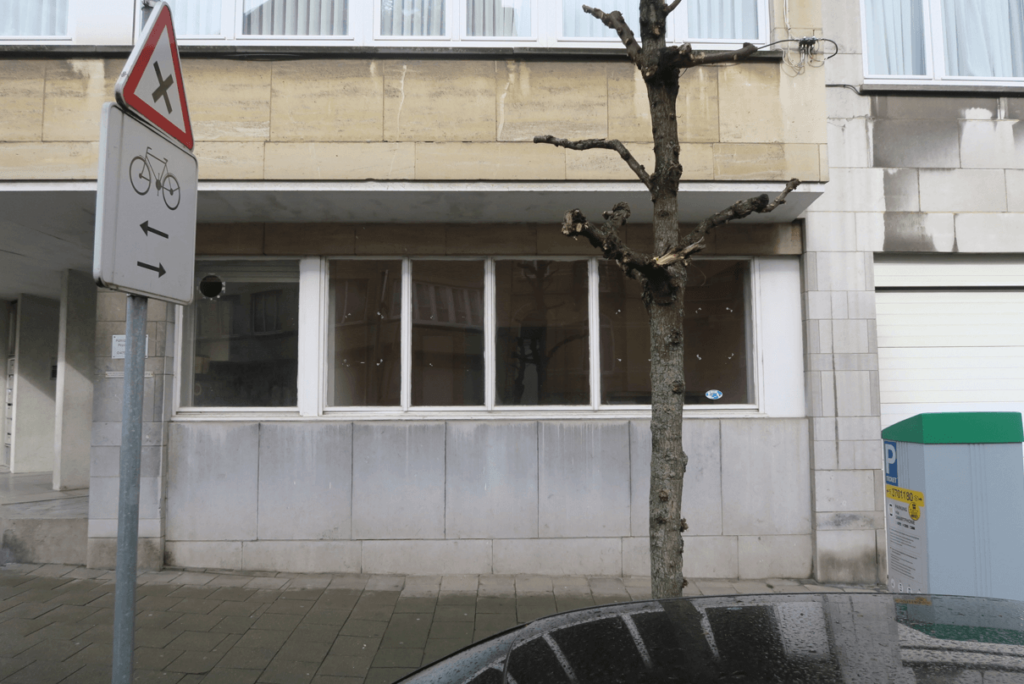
[0,563,884,684]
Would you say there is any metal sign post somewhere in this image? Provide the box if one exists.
[95,4,196,683]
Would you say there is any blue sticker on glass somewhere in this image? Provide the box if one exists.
[705,390,723,400]
[884,440,898,486]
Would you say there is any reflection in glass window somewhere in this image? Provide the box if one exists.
[412,261,485,406]
[328,260,402,407]
[466,0,530,38]
[163,0,221,36]
[495,260,589,406]
[941,0,1024,78]
[687,0,759,40]
[182,261,300,408]
[243,0,348,36]
[1,0,69,36]
[561,0,637,38]
[381,0,445,36]
[599,260,752,405]
[864,0,927,76]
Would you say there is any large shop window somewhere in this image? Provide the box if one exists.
[180,257,755,413]
[180,260,300,408]
[864,0,1024,82]
[1,0,68,37]
[126,0,765,46]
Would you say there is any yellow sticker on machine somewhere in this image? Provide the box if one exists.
[887,485,924,506]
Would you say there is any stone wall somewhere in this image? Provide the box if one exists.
[1,54,826,183]
[162,418,812,577]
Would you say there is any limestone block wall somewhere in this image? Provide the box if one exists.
[86,291,176,569]
[162,418,812,577]
[0,54,826,184]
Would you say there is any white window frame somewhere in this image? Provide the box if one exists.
[0,0,75,43]
[860,0,1024,87]
[124,0,769,49]
[176,254,763,419]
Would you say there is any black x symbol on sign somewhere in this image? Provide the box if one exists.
[151,62,174,114]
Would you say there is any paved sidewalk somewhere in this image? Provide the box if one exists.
[0,563,884,684]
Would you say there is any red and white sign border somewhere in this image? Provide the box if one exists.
[115,1,194,150]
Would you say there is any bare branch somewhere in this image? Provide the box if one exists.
[583,5,642,67]
[676,178,801,255]
[534,135,652,190]
[560,203,662,285]
[661,41,758,71]
[663,0,683,15]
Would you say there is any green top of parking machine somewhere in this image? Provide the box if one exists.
[882,412,1024,445]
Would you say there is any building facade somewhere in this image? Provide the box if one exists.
[2,0,1018,584]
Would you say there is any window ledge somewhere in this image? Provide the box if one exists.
[861,81,1024,95]
[172,408,770,422]
[0,43,785,62]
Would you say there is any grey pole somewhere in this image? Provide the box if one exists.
[111,294,148,684]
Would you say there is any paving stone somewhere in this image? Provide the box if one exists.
[0,617,53,638]
[166,630,229,652]
[422,639,471,666]
[328,636,381,658]
[433,605,474,622]
[138,596,185,612]
[476,597,516,614]
[216,646,277,670]
[259,658,319,684]
[473,613,518,640]
[339,620,388,638]
[211,601,268,618]
[393,597,436,614]
[365,577,404,592]
[364,666,416,684]
[64,642,113,667]
[63,662,111,683]
[4,659,84,684]
[276,639,331,662]
[251,613,303,631]
[197,668,262,684]
[279,588,324,601]
[132,669,186,683]
[168,586,220,600]
[0,601,60,620]
[380,613,432,649]
[169,613,225,632]
[265,600,315,615]
[136,611,184,630]
[428,622,473,641]
[206,575,257,588]
[29,619,94,640]
[134,627,185,649]
[245,590,284,604]
[349,603,398,622]
[555,596,596,613]
[244,578,289,591]
[212,615,263,634]
[39,603,103,622]
[317,653,374,678]
[311,676,362,684]
[0,656,33,679]
[172,598,223,615]
[137,585,180,598]
[82,607,115,625]
[234,628,290,650]
[290,624,340,644]
[372,647,424,668]
[516,596,558,623]
[169,573,216,586]
[302,609,353,627]
[436,593,476,607]
[78,623,115,643]
[476,575,516,597]
[134,646,186,670]
[327,576,369,591]
[165,649,225,673]
[0,632,45,657]
[18,637,90,662]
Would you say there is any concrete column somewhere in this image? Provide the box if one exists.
[10,295,60,473]
[87,291,175,570]
[53,271,97,491]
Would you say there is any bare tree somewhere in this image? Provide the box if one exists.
[535,1,800,599]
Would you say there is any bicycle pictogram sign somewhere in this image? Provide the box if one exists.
[129,147,181,210]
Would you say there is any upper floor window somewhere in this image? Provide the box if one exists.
[140,0,765,47]
[1,0,69,37]
[864,0,1024,83]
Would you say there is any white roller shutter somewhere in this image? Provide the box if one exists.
[875,257,1024,429]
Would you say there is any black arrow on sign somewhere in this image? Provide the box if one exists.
[137,261,166,278]
[140,221,169,239]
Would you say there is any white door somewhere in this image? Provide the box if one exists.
[875,256,1024,430]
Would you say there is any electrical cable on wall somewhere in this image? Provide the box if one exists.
[765,0,838,76]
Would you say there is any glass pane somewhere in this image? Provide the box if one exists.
[328,260,402,407]
[687,0,759,40]
[562,0,637,38]
[0,0,69,36]
[412,261,484,406]
[864,0,927,76]
[495,260,589,406]
[942,0,1024,78]
[381,0,446,36]
[183,260,300,408]
[163,0,221,36]
[465,0,530,37]
[243,0,349,36]
[599,260,752,405]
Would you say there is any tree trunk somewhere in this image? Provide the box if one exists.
[646,67,688,598]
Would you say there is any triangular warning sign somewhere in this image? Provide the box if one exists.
[116,2,193,150]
